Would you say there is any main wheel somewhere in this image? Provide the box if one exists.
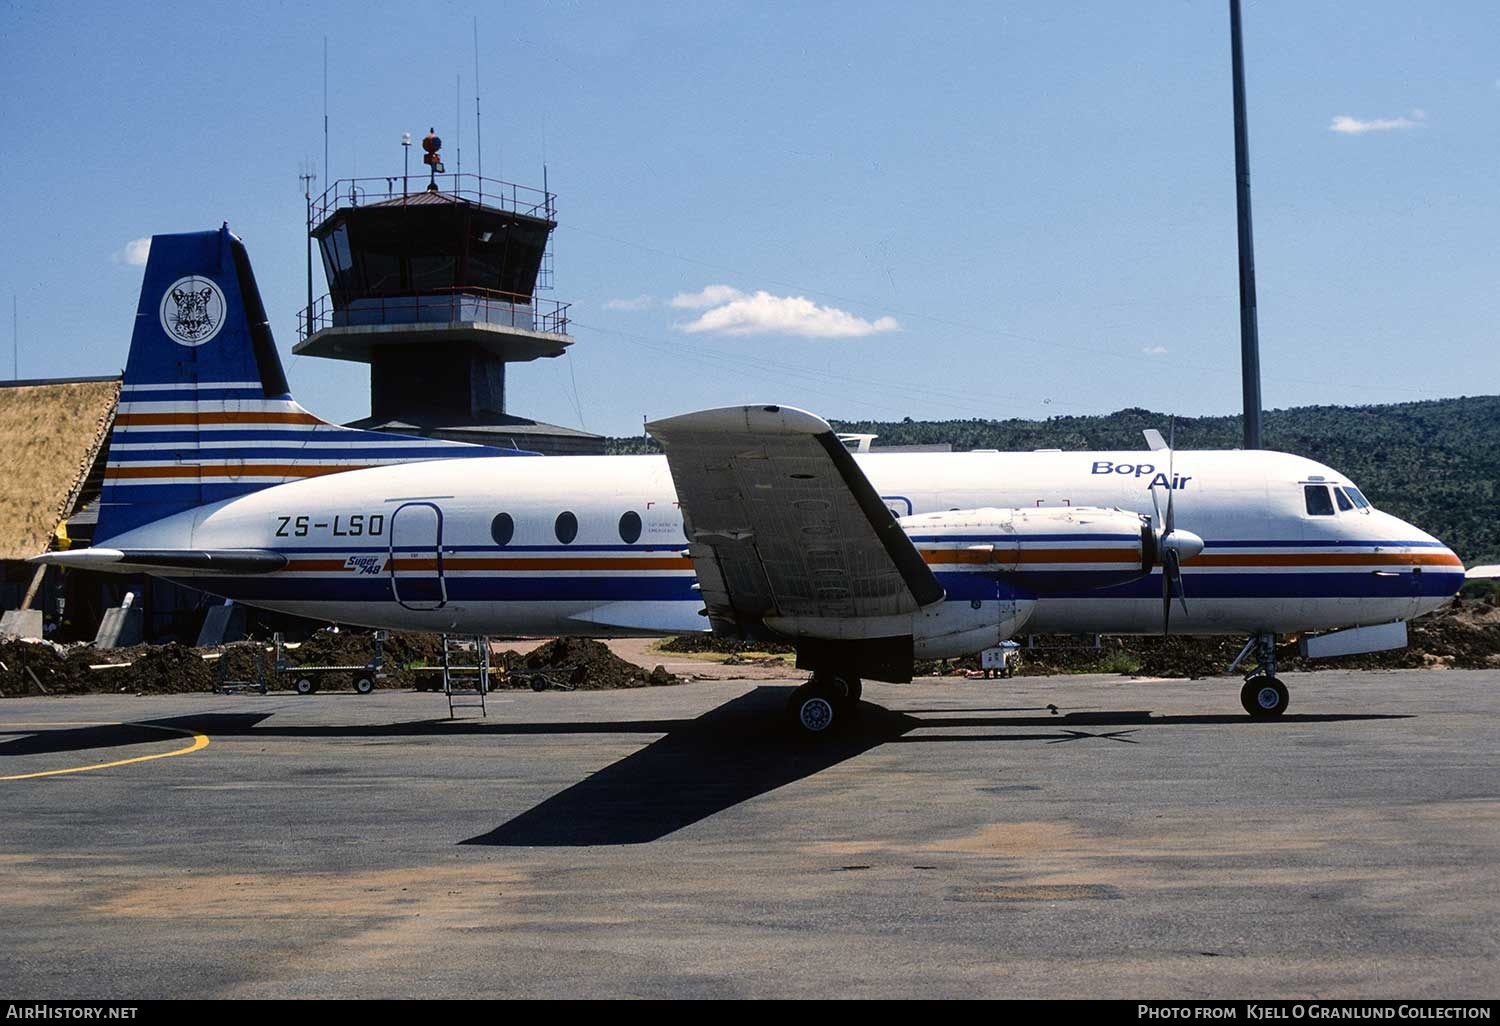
[294,676,316,696]
[827,674,862,705]
[353,676,375,695]
[1241,676,1289,718]
[786,681,839,735]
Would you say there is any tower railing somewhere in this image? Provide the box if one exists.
[298,288,570,342]
[310,173,556,228]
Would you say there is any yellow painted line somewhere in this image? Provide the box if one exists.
[0,721,209,781]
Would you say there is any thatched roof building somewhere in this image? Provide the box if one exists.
[0,376,119,562]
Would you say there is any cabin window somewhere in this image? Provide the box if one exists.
[1334,487,1354,512]
[1304,485,1335,516]
[490,513,514,547]
[1345,486,1372,510]
[618,510,642,545]
[555,511,578,545]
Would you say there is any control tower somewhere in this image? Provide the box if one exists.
[295,132,602,455]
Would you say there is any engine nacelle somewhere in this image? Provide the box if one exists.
[900,505,1156,594]
[778,596,1036,680]
[911,596,1035,659]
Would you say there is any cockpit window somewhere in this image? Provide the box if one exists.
[1333,487,1354,512]
[1345,486,1372,510]
[1304,485,1335,516]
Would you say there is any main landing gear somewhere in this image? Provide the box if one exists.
[1231,631,1290,718]
[786,671,862,735]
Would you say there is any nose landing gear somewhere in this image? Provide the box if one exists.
[1240,676,1289,717]
[1231,631,1289,718]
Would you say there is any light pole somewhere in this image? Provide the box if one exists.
[1230,0,1263,450]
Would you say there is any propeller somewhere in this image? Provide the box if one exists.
[1147,420,1205,636]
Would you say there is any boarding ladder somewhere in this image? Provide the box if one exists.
[441,634,491,717]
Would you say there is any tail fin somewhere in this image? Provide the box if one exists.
[99,226,511,542]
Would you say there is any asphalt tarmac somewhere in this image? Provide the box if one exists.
[2,670,1496,999]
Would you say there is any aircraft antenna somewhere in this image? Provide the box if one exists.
[1230,0,1263,449]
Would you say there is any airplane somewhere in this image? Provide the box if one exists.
[33,228,1468,734]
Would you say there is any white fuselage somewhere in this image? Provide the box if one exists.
[106,449,1462,641]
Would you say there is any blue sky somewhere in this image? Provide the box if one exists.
[3,1,1496,436]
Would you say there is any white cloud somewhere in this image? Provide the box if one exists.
[670,284,749,310]
[114,237,151,266]
[1328,110,1426,135]
[604,294,654,311]
[677,287,899,339]
[1141,345,1169,355]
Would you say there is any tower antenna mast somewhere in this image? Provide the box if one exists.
[474,17,484,189]
[322,36,330,189]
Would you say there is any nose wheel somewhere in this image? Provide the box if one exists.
[1240,676,1289,717]
[1231,632,1289,718]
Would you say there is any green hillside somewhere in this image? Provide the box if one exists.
[607,395,1500,565]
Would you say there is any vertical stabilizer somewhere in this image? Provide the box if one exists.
[98,227,518,542]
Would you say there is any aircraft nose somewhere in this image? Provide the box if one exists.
[1400,520,1466,609]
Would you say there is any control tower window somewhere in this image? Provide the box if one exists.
[1304,485,1335,516]
[555,511,578,545]
[362,250,403,295]
[410,253,458,293]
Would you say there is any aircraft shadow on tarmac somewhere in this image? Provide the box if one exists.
[3,691,1408,845]
[0,721,225,759]
[458,698,1409,846]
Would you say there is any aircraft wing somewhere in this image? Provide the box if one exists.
[646,405,943,636]
[30,548,287,575]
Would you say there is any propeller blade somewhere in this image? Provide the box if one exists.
[1164,432,1176,538]
[1154,419,1185,638]
[1162,553,1172,637]
[1170,549,1190,618]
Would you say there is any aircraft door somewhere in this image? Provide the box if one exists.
[389,502,447,610]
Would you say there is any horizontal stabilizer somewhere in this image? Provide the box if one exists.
[1466,565,1500,579]
[31,548,287,575]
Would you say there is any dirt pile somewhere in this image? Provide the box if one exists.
[110,643,216,693]
[658,634,793,655]
[0,639,83,695]
[0,639,215,695]
[498,637,681,690]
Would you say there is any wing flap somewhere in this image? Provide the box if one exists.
[647,405,942,634]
